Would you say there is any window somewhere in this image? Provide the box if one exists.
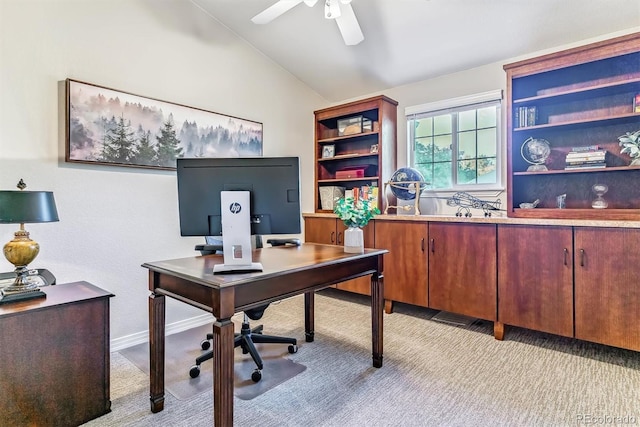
[406,90,502,192]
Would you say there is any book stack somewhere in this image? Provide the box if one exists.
[345,184,379,209]
[515,106,538,128]
[565,145,607,170]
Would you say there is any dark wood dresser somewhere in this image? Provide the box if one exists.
[0,281,114,426]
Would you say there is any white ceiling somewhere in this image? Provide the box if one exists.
[191,0,640,102]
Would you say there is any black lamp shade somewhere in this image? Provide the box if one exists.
[0,191,59,224]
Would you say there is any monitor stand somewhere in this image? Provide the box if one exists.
[213,191,263,274]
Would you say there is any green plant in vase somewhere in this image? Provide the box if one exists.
[618,129,640,166]
[334,196,380,253]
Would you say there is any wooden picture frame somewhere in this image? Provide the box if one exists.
[65,79,263,170]
[322,144,335,158]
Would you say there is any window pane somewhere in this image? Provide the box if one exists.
[415,163,433,186]
[477,128,496,158]
[457,159,477,184]
[433,115,451,135]
[415,137,433,163]
[477,106,496,128]
[477,157,497,184]
[414,117,432,138]
[458,109,476,131]
[433,161,452,189]
[433,135,451,161]
[458,131,476,159]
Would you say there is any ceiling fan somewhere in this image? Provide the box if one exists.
[251,0,364,46]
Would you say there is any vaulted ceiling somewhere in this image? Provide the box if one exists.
[190,0,639,101]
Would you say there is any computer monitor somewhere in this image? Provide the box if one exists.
[176,156,301,238]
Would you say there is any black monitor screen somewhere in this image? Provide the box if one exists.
[176,156,301,237]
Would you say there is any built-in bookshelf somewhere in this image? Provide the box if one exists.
[314,95,397,213]
[504,32,640,220]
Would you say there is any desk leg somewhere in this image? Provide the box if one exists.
[304,292,314,342]
[212,318,234,427]
[371,272,384,368]
[149,292,165,413]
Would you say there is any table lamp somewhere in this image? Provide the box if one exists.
[0,179,59,303]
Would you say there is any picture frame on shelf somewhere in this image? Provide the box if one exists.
[634,93,640,113]
[370,144,379,154]
[322,144,335,158]
[65,79,263,170]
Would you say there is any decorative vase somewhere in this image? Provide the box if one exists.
[344,226,364,253]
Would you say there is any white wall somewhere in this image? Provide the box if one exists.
[0,0,325,346]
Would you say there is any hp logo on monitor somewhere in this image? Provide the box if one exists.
[229,202,242,214]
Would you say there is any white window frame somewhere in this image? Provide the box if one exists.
[406,90,504,197]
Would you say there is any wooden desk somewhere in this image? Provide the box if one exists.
[0,281,113,427]
[143,243,386,427]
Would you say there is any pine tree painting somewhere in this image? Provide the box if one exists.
[66,80,263,169]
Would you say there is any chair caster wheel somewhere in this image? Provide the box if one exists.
[200,339,211,350]
[251,369,262,382]
[288,344,298,354]
[189,365,201,378]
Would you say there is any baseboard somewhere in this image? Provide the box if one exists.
[111,313,213,352]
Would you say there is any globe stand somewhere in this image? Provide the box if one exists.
[526,164,548,172]
[383,181,422,215]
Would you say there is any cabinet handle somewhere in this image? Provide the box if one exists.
[421,238,425,252]
[330,231,335,244]
[430,238,435,253]
[580,249,585,267]
[563,248,568,266]
[337,232,343,245]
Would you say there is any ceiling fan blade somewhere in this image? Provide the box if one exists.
[335,3,364,45]
[251,0,304,24]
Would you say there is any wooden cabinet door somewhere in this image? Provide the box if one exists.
[574,227,640,351]
[334,221,375,295]
[304,217,340,245]
[498,225,573,337]
[429,223,497,321]
[375,220,428,307]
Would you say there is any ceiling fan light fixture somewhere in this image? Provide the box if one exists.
[325,0,341,19]
[303,0,319,6]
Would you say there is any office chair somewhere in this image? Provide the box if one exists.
[189,237,301,382]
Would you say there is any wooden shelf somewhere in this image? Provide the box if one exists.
[318,131,379,144]
[319,176,380,184]
[513,77,640,104]
[511,208,640,221]
[513,165,640,176]
[513,112,640,132]
[319,153,378,162]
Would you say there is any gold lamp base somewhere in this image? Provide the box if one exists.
[0,226,46,304]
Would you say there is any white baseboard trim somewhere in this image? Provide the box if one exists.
[111,314,213,352]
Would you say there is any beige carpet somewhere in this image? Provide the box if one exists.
[86,289,640,426]
[120,323,306,401]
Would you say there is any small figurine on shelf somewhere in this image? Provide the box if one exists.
[618,129,640,166]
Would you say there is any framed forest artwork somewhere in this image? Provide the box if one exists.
[65,79,263,170]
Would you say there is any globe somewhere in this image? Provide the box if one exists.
[389,167,427,200]
[521,137,550,171]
